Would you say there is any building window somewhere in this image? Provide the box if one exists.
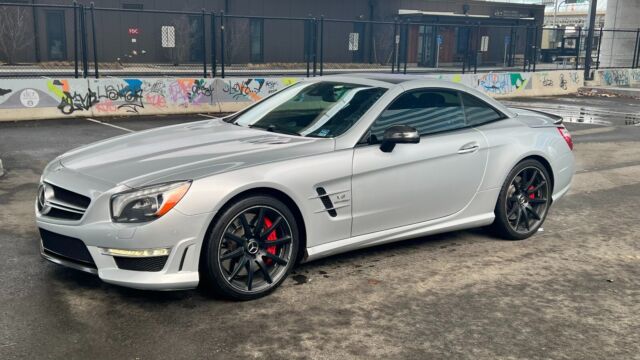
[45,10,67,61]
[122,4,143,10]
[250,19,264,63]
[351,22,365,62]
[456,28,470,55]
[189,15,204,62]
[304,20,315,61]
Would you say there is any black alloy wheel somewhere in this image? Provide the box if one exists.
[493,160,551,240]
[200,195,298,300]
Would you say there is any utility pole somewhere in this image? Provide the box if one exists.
[583,0,598,80]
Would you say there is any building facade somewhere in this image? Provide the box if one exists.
[0,0,544,68]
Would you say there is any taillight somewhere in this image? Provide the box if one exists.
[557,126,573,150]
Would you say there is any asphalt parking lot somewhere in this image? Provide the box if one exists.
[1,95,639,359]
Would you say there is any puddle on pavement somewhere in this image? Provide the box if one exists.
[558,108,640,126]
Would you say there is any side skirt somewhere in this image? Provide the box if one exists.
[304,212,495,262]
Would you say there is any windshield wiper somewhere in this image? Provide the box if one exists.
[248,124,301,136]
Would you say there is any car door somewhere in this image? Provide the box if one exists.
[351,88,488,236]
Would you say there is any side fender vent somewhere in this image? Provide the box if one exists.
[316,187,337,217]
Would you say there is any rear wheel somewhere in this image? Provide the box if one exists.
[492,159,551,240]
[200,195,299,300]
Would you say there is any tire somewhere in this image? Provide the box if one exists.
[200,195,299,300]
[491,159,552,240]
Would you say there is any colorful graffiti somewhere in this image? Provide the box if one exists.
[0,71,588,120]
[48,79,98,115]
[476,73,529,95]
[600,69,630,87]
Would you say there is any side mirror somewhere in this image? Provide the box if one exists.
[380,125,420,153]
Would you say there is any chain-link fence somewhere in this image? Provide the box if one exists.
[1,2,639,79]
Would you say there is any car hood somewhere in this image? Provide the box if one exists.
[58,119,334,188]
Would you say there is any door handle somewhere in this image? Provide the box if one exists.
[458,143,479,154]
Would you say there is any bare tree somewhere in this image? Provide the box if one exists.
[0,6,33,64]
[372,25,395,65]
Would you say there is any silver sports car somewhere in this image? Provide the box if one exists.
[36,75,574,299]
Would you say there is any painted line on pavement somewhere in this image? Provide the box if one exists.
[85,118,134,133]
[198,113,221,119]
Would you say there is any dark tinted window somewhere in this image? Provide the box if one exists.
[370,89,465,141]
[46,11,67,61]
[250,19,264,63]
[461,93,504,126]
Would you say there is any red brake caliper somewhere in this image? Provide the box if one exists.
[528,186,535,199]
[263,217,277,265]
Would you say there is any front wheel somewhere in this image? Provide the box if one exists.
[200,195,299,300]
[492,160,552,240]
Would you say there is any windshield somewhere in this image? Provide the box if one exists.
[233,81,387,138]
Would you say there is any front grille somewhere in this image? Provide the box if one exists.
[38,183,91,220]
[114,256,168,272]
[40,228,96,267]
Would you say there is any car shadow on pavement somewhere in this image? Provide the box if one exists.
[44,227,496,304]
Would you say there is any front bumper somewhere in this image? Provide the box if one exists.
[37,208,214,291]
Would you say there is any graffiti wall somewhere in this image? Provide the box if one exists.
[0,77,301,120]
[89,78,218,115]
[0,70,586,121]
[0,79,92,120]
[594,69,640,87]
[424,70,582,98]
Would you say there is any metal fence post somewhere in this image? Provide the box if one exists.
[532,25,539,72]
[636,28,640,68]
[523,26,529,73]
[319,15,324,76]
[575,27,582,70]
[633,28,640,68]
[474,24,479,74]
[79,5,89,78]
[312,18,318,77]
[403,22,408,74]
[201,9,207,78]
[90,2,99,78]
[210,11,217,77]
[509,27,515,67]
[596,26,603,70]
[220,11,225,78]
[304,19,313,77]
[73,1,79,78]
[32,1,40,63]
[392,20,398,73]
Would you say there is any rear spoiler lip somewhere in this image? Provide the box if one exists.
[510,107,564,125]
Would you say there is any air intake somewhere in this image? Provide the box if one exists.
[316,187,337,217]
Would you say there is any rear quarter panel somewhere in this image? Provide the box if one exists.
[475,117,574,199]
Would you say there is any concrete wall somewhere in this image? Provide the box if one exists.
[0,70,585,121]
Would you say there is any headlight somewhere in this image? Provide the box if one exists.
[110,181,191,223]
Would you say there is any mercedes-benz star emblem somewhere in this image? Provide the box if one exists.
[37,183,54,215]
[246,240,260,255]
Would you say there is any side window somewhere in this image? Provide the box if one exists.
[369,89,465,142]
[461,92,504,126]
